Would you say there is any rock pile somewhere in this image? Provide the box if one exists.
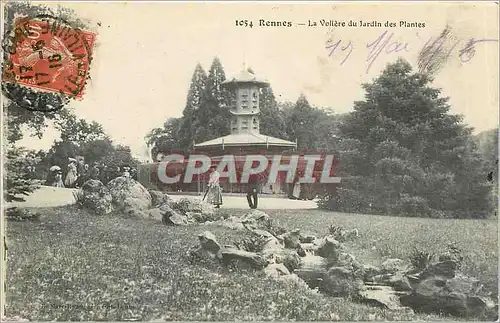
[189,209,498,320]
[78,177,217,224]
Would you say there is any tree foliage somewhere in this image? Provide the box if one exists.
[4,146,41,202]
[319,59,493,219]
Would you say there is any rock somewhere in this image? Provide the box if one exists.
[148,190,172,206]
[107,177,152,213]
[276,249,301,273]
[80,180,113,215]
[264,263,291,278]
[147,208,163,221]
[420,260,458,279]
[362,264,382,282]
[198,231,222,258]
[316,236,342,261]
[381,258,406,275]
[280,229,301,249]
[360,285,405,310]
[399,275,496,319]
[295,265,364,297]
[161,205,188,226]
[221,247,268,269]
[389,273,414,292]
[171,198,215,222]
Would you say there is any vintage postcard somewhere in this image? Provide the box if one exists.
[1,1,498,321]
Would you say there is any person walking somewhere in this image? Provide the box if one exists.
[247,172,260,209]
[205,165,222,208]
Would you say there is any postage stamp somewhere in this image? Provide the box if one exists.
[2,15,96,99]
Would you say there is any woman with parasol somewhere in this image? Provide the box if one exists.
[49,165,64,187]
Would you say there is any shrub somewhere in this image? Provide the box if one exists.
[410,247,435,270]
[4,146,41,202]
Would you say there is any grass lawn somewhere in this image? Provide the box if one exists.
[5,206,497,321]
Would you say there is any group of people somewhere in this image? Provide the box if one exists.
[203,166,260,210]
[49,157,136,188]
[49,158,101,188]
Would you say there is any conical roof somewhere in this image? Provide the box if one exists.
[222,69,269,86]
[194,133,296,148]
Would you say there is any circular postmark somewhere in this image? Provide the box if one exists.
[2,11,96,112]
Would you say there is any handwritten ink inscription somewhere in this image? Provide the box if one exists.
[325,30,499,73]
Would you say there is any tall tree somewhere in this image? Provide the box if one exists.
[285,94,325,149]
[259,86,288,139]
[320,58,492,219]
[177,63,207,149]
[196,57,230,141]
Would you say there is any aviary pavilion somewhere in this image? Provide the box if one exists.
[192,67,298,194]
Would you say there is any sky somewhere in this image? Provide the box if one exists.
[13,1,499,161]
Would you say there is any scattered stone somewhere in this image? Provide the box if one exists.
[280,229,301,249]
[171,198,216,222]
[360,285,405,310]
[148,190,172,207]
[161,205,188,226]
[296,265,364,297]
[362,264,382,282]
[420,260,457,279]
[107,177,152,213]
[400,275,496,319]
[388,273,414,292]
[316,236,342,261]
[221,247,268,269]
[80,179,114,215]
[198,231,222,257]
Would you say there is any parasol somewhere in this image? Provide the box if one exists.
[49,165,62,172]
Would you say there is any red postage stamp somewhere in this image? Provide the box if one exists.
[2,16,96,99]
